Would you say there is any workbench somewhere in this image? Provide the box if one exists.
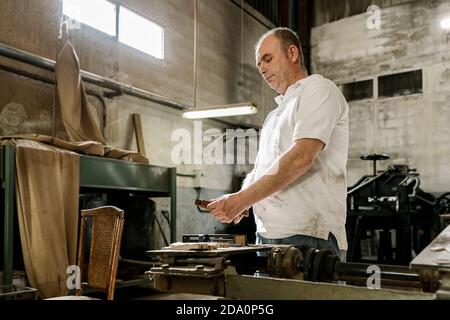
[1,144,177,287]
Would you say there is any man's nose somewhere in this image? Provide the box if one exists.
[258,65,266,75]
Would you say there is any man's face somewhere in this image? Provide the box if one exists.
[256,34,293,95]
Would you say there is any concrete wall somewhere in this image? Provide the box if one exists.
[311,0,450,193]
[0,0,276,241]
[313,0,415,26]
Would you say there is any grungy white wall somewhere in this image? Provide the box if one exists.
[311,0,450,193]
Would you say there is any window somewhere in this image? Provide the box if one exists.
[119,7,164,59]
[341,79,373,102]
[62,1,165,59]
[62,0,117,36]
[378,70,422,98]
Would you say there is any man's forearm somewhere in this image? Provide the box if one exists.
[240,153,311,206]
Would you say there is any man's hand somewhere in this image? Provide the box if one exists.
[231,209,249,224]
[207,192,250,224]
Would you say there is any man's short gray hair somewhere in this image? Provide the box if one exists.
[255,27,305,67]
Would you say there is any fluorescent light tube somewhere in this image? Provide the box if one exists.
[182,102,258,119]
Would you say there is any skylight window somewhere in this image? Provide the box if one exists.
[62,0,117,36]
[119,6,164,59]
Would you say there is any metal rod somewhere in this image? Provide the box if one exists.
[337,275,422,288]
[193,0,198,109]
[170,167,177,243]
[241,0,244,86]
[153,211,169,247]
[334,262,422,284]
[0,43,55,72]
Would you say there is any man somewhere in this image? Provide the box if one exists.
[207,27,349,259]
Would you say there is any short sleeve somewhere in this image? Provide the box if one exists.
[292,85,342,151]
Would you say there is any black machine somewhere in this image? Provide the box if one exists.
[346,154,447,265]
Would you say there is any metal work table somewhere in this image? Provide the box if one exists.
[410,225,450,296]
[146,243,437,299]
[147,245,272,258]
[1,144,177,287]
[410,225,450,271]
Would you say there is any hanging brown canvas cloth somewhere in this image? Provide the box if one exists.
[0,134,104,156]
[55,42,106,144]
[13,139,79,298]
[0,135,147,298]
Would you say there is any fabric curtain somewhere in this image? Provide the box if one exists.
[14,139,79,298]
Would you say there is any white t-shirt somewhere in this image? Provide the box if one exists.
[247,74,349,250]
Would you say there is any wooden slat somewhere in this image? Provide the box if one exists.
[132,113,146,157]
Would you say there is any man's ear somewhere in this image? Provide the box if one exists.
[288,45,299,64]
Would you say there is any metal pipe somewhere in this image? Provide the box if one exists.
[0,43,55,72]
[0,42,250,128]
[334,262,422,286]
[0,42,188,111]
[0,63,54,85]
[336,275,422,288]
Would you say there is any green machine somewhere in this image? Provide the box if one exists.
[1,145,177,288]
